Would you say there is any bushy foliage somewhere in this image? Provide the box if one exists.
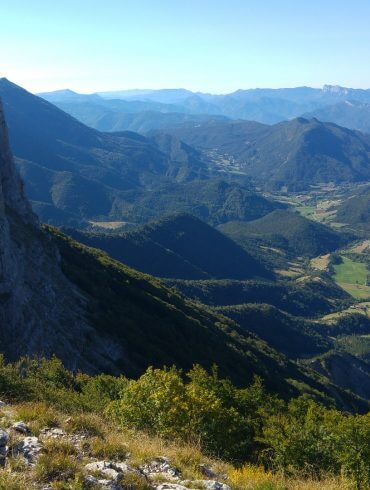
[0,356,369,488]
[262,397,370,488]
[109,366,370,487]
[109,365,280,461]
[0,355,125,412]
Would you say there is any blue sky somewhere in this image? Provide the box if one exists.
[1,0,370,93]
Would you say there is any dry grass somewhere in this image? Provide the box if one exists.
[310,253,331,271]
[88,432,129,460]
[2,403,357,490]
[34,451,80,483]
[63,412,104,437]
[14,402,61,435]
[228,465,352,490]
[0,469,32,490]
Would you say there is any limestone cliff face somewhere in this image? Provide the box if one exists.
[0,101,122,372]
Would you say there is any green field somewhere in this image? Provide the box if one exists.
[333,257,370,299]
[335,334,370,359]
[297,205,316,218]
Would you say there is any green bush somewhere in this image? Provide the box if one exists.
[262,397,370,488]
[0,356,369,488]
[109,365,274,461]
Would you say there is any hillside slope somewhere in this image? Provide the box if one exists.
[166,277,350,317]
[216,303,330,358]
[335,184,370,233]
[163,118,370,190]
[67,214,271,280]
[304,100,370,133]
[0,79,207,224]
[218,209,348,258]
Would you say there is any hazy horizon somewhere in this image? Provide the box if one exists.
[3,78,370,97]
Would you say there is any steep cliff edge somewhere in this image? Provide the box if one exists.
[0,101,123,372]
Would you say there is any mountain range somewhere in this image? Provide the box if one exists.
[2,98,366,408]
[304,100,370,134]
[162,117,370,190]
[1,78,287,225]
[2,78,370,218]
[40,85,370,126]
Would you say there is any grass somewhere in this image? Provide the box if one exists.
[63,413,104,437]
[320,302,370,323]
[310,254,331,271]
[297,205,316,218]
[0,470,31,490]
[88,433,129,460]
[335,334,370,359]
[333,257,370,299]
[15,402,61,435]
[349,240,370,254]
[1,402,354,490]
[34,450,80,483]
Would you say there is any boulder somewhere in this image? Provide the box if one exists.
[85,461,121,482]
[140,456,180,481]
[14,436,42,465]
[0,429,9,446]
[182,481,231,490]
[12,421,31,434]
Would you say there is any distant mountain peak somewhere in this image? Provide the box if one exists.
[323,84,350,95]
[44,88,77,95]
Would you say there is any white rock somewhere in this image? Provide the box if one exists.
[113,461,131,473]
[156,485,190,490]
[182,481,231,490]
[84,460,137,483]
[140,457,180,480]
[85,460,120,481]
[15,436,42,464]
[12,421,30,434]
[0,401,6,407]
[85,475,121,489]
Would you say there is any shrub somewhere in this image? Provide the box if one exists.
[76,373,127,412]
[64,413,104,437]
[109,365,272,461]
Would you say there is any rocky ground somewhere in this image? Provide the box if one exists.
[0,400,231,489]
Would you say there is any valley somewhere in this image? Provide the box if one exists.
[0,77,369,489]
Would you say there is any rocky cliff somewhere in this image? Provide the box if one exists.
[0,100,123,372]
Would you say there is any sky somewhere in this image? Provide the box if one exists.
[1,0,370,94]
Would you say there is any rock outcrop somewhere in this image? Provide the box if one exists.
[0,100,122,372]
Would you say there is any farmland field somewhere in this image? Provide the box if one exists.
[333,257,370,299]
